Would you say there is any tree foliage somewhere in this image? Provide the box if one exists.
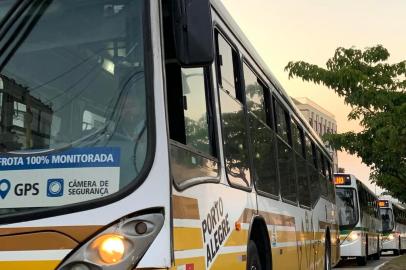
[285,45,406,202]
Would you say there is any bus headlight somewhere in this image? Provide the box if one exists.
[347,231,360,242]
[58,211,164,270]
[388,234,395,240]
[92,234,126,264]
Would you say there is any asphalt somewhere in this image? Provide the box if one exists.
[334,253,398,270]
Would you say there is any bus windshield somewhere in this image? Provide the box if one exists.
[0,0,150,217]
[380,208,394,232]
[336,188,359,229]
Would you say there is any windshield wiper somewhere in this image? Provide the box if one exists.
[0,0,53,71]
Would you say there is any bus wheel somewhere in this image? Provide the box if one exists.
[372,237,380,260]
[247,240,262,270]
[394,237,401,256]
[324,239,332,270]
[356,255,367,266]
[356,240,368,266]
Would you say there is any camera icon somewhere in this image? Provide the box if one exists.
[47,179,64,197]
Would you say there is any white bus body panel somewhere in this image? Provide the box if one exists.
[340,232,365,257]
[382,237,399,251]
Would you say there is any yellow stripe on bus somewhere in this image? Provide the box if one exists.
[0,261,60,270]
[210,252,246,270]
[224,229,249,246]
[276,231,297,243]
[272,246,299,270]
[173,227,203,250]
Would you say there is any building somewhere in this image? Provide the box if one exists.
[292,97,338,172]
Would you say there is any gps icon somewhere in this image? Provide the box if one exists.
[47,179,64,197]
[0,179,11,199]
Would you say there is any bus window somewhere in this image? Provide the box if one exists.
[217,34,251,188]
[326,161,335,202]
[292,121,311,207]
[274,99,290,143]
[318,150,328,197]
[291,120,304,155]
[166,63,219,188]
[244,64,267,123]
[181,68,212,154]
[217,34,240,101]
[244,63,278,196]
[0,0,151,211]
[274,100,297,203]
[318,150,325,176]
[306,136,320,205]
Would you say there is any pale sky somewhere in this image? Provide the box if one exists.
[220,0,406,195]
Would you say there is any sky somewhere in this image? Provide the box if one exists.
[220,0,406,195]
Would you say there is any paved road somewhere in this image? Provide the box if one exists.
[334,254,396,270]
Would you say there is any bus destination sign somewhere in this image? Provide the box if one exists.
[378,200,389,207]
[334,175,351,185]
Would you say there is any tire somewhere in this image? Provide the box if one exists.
[324,238,332,270]
[247,240,262,270]
[394,237,401,256]
[399,237,402,255]
[356,237,368,266]
[356,255,367,266]
[372,236,380,260]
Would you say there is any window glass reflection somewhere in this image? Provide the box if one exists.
[244,64,266,123]
[296,155,311,207]
[278,139,297,202]
[181,68,210,155]
[249,114,279,196]
[274,101,289,142]
[217,35,237,99]
[219,90,251,187]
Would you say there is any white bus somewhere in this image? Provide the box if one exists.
[379,199,406,255]
[334,174,382,266]
[0,0,339,269]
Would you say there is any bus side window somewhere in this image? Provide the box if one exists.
[292,121,311,207]
[274,99,290,143]
[317,149,328,197]
[166,63,219,188]
[244,62,278,196]
[306,135,319,205]
[274,99,297,204]
[326,161,335,202]
[216,32,251,188]
[358,183,368,215]
[217,33,241,101]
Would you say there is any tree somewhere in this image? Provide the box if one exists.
[285,45,406,202]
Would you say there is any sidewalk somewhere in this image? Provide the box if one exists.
[380,255,406,270]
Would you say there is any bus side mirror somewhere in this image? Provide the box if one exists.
[171,0,214,67]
